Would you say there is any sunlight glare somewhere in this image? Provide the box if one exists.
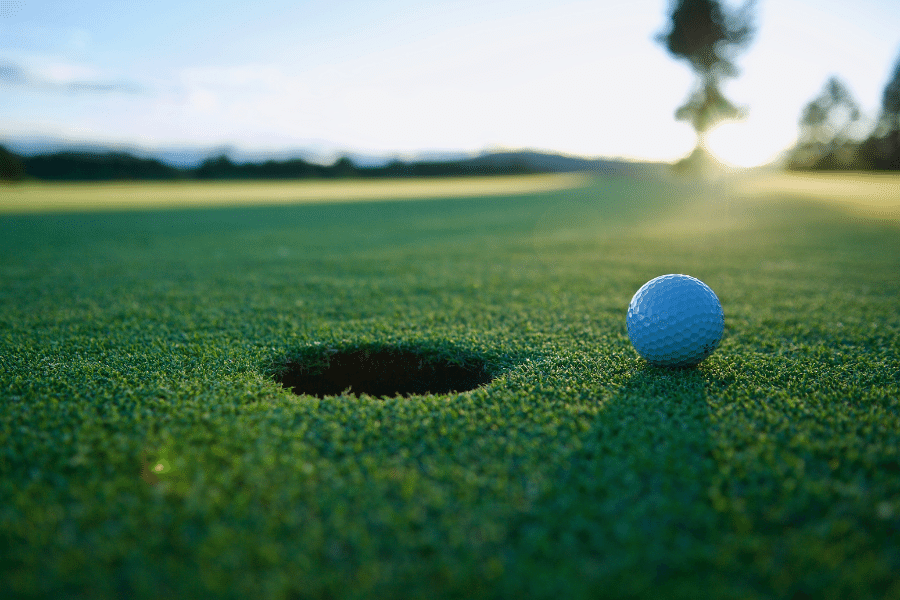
[706,120,792,168]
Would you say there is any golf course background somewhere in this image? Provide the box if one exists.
[1,172,899,598]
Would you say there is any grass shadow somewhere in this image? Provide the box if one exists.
[502,365,725,597]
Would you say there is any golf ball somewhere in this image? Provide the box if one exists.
[626,274,724,367]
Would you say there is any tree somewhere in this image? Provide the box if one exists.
[657,0,755,170]
[329,156,357,178]
[195,154,237,179]
[788,77,864,170]
[0,145,25,181]
[877,53,900,136]
[866,51,900,170]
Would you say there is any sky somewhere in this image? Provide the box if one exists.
[1,0,899,167]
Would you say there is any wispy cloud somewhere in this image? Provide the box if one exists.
[0,60,143,94]
[65,80,142,94]
[0,62,27,85]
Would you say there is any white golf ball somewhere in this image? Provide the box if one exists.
[626,274,724,367]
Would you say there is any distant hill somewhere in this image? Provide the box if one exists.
[463,150,631,174]
[0,135,320,169]
[1,136,665,181]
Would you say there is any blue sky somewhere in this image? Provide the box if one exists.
[1,0,899,166]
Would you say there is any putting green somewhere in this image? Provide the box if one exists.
[1,171,897,600]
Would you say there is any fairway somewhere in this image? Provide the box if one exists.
[0,173,590,214]
[735,171,900,220]
[1,172,899,599]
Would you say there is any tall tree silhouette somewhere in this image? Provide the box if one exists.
[657,0,755,169]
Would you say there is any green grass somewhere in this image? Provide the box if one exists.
[1,173,898,599]
[0,173,588,214]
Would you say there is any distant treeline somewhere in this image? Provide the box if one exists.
[0,147,544,182]
[786,55,900,171]
[787,131,900,172]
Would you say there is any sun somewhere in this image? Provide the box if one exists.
[706,120,792,168]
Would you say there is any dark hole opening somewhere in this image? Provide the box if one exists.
[275,347,495,398]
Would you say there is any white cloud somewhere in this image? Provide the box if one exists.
[0,53,143,93]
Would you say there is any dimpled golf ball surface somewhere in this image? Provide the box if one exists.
[627,274,724,367]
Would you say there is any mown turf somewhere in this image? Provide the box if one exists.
[0,173,589,214]
[1,173,898,599]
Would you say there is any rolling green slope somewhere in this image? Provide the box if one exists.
[1,174,898,599]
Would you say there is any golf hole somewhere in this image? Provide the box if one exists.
[274,345,495,398]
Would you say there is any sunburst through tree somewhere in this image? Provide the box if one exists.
[657,0,756,172]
